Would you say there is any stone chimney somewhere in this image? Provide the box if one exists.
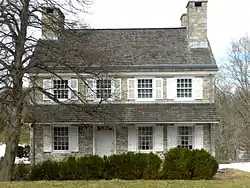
[41,7,65,40]
[183,0,208,48]
[180,13,187,27]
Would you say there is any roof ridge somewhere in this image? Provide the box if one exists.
[64,27,186,31]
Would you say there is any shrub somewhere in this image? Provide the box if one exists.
[142,152,162,179]
[161,147,193,180]
[76,155,104,180]
[191,149,218,180]
[106,152,161,180]
[17,146,24,158]
[161,147,218,180]
[30,155,104,181]
[12,164,31,181]
[16,145,30,158]
[58,156,78,180]
[30,160,60,180]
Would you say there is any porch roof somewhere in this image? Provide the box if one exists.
[26,103,219,124]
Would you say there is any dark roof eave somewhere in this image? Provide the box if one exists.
[27,64,218,74]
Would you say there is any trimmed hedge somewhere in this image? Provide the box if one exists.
[12,149,217,181]
[191,149,218,180]
[30,155,104,181]
[160,148,218,180]
[161,147,192,180]
[12,164,31,181]
[104,152,161,180]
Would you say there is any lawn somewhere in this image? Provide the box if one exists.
[0,169,250,188]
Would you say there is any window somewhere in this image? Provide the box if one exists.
[138,79,153,99]
[177,78,192,98]
[177,126,193,149]
[53,80,69,99]
[53,127,69,151]
[138,127,153,150]
[96,79,112,99]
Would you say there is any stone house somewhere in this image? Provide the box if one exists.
[27,0,219,164]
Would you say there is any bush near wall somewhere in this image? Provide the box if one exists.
[104,152,161,180]
[160,148,218,180]
[14,149,217,181]
[30,155,104,181]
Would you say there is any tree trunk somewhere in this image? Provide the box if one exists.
[0,106,22,181]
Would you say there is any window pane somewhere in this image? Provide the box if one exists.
[53,80,69,99]
[53,127,69,151]
[177,126,193,149]
[176,79,192,98]
[96,79,112,99]
[138,127,153,150]
[137,79,153,99]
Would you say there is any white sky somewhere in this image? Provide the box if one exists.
[83,0,250,64]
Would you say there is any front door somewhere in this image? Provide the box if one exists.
[95,126,114,156]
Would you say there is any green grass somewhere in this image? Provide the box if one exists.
[0,169,249,187]
[1,179,250,188]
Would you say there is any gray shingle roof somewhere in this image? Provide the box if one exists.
[26,103,219,123]
[28,28,216,73]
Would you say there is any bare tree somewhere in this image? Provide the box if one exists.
[0,0,118,181]
[215,35,250,162]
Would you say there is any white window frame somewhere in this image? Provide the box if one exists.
[95,79,112,100]
[137,126,154,152]
[135,77,155,102]
[177,125,194,150]
[52,125,70,153]
[52,79,70,101]
[174,77,194,101]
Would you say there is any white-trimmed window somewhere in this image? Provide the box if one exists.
[138,126,153,150]
[53,80,69,99]
[96,79,112,99]
[177,78,192,98]
[177,126,193,149]
[137,79,153,99]
[53,127,69,151]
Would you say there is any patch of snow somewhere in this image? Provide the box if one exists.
[15,157,30,164]
[0,144,30,164]
[0,144,6,157]
[219,163,250,172]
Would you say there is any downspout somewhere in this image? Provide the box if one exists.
[29,123,35,164]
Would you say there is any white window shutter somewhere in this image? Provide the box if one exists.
[167,126,177,150]
[86,79,96,101]
[128,126,137,151]
[69,79,78,100]
[43,79,52,100]
[112,79,122,100]
[154,78,163,99]
[69,125,79,152]
[127,78,136,100]
[194,125,203,149]
[155,125,164,151]
[193,78,203,100]
[167,78,176,100]
[43,125,52,152]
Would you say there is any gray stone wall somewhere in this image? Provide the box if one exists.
[32,123,215,164]
[79,126,93,154]
[35,74,215,104]
[41,8,64,39]
[203,124,211,153]
[116,126,128,154]
[187,1,207,43]
[32,124,93,164]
